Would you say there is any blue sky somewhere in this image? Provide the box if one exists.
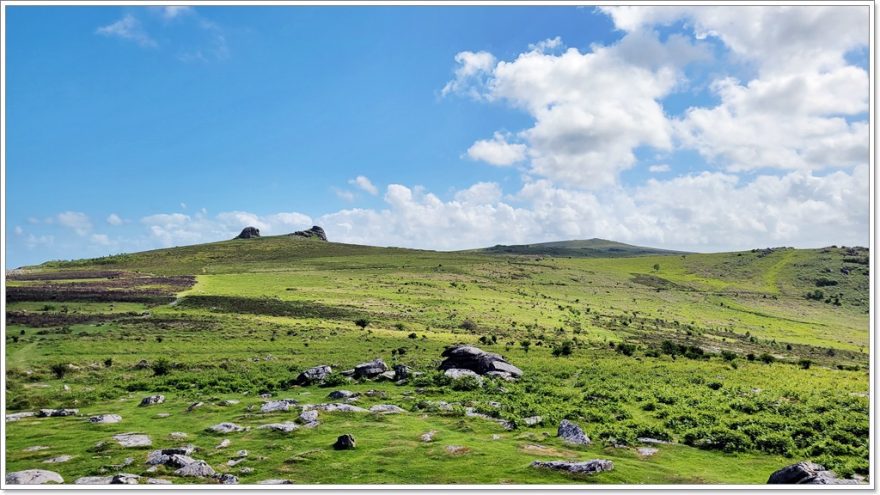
[5,5,871,268]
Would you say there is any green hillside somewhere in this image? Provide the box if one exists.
[471,238,689,258]
[4,236,870,485]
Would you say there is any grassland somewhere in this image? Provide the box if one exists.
[4,236,870,484]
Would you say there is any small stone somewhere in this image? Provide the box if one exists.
[236,450,249,458]
[420,430,437,442]
[445,445,470,455]
[110,473,140,484]
[258,422,298,433]
[146,478,172,485]
[208,422,245,434]
[299,410,319,424]
[37,408,79,417]
[369,404,406,414]
[156,413,171,418]
[444,368,483,382]
[218,399,240,406]
[531,459,613,476]
[239,467,254,474]
[139,395,165,407]
[257,479,294,484]
[6,470,64,485]
[216,439,231,449]
[295,365,332,386]
[187,402,204,412]
[637,447,659,457]
[215,473,239,484]
[175,460,215,477]
[327,390,356,400]
[75,476,113,484]
[23,445,50,452]
[353,359,388,379]
[523,415,543,426]
[261,399,297,413]
[169,432,188,440]
[89,414,122,424]
[333,434,356,450]
[6,411,35,422]
[43,455,73,463]
[557,420,590,446]
[113,433,152,448]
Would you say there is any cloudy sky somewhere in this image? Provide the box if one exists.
[5,5,870,268]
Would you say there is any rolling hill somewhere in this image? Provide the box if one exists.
[471,238,690,258]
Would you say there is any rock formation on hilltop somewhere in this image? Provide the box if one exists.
[291,226,327,241]
[235,227,261,239]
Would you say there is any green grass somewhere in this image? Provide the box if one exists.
[5,236,869,484]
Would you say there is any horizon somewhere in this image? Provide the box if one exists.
[5,4,871,269]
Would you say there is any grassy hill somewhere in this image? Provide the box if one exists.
[470,238,689,258]
[4,236,870,485]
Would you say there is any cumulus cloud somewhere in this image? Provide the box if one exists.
[91,234,112,246]
[139,210,312,247]
[56,211,92,236]
[466,132,527,166]
[648,164,670,173]
[159,6,193,20]
[441,51,497,98]
[96,14,157,48]
[349,176,379,195]
[106,213,124,226]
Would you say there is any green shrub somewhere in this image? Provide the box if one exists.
[759,353,775,364]
[50,363,68,379]
[151,358,172,376]
[553,340,575,357]
[354,318,370,329]
[755,432,796,456]
[799,359,812,369]
[615,342,636,356]
[451,375,482,391]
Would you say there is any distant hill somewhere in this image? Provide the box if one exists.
[470,238,690,258]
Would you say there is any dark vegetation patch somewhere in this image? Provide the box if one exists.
[5,271,195,305]
[629,273,685,290]
[6,286,176,304]
[178,295,364,320]
[6,270,126,281]
[5,311,142,327]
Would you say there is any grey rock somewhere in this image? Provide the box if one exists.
[187,402,204,412]
[290,225,327,241]
[236,450,249,458]
[369,404,406,414]
[353,359,388,379]
[377,370,397,381]
[531,460,613,476]
[43,455,73,463]
[175,460,215,477]
[239,467,254,474]
[218,399,240,406]
[261,399,298,413]
[146,450,171,466]
[162,444,196,456]
[6,470,65,484]
[113,433,152,448]
[208,422,246,433]
[258,479,294,484]
[89,414,122,424]
[146,478,172,485]
[333,434,356,450]
[295,365,332,386]
[156,413,171,418]
[169,431,188,440]
[302,403,368,413]
[258,421,299,433]
[227,458,245,467]
[637,437,670,445]
[557,420,590,446]
[37,408,79,417]
[420,430,437,442]
[439,345,523,378]
[299,410,319,424]
[139,395,165,407]
[236,226,261,239]
[23,446,50,452]
[637,447,659,457]
[767,461,860,485]
[444,368,483,381]
[328,390,356,399]
[75,476,113,484]
[393,364,411,380]
[216,439,231,449]
[6,411,35,422]
[165,454,197,469]
[523,416,543,426]
[110,473,140,484]
[215,473,239,484]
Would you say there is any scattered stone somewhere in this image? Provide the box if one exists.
[113,433,152,448]
[258,479,294,484]
[75,476,113,484]
[298,409,319,427]
[444,368,483,382]
[364,389,386,398]
[637,437,670,445]
[531,459,613,476]
[465,407,514,430]
[333,434,356,450]
[290,225,327,241]
[236,226,261,239]
[139,395,165,407]
[557,420,590,446]
[215,473,239,484]
[302,403,368,413]
[162,445,196,456]
[261,399,298,413]
[218,399,240,406]
[295,365,332,386]
[89,414,122,424]
[6,470,65,484]
[260,393,272,399]
[216,439,231,449]
[156,413,171,418]
[175,460,216,477]
[369,404,406,414]
[258,421,299,433]
[438,345,523,378]
[491,434,502,440]
[236,450,249,458]
[134,359,150,370]
[239,467,254,474]
[169,432,188,440]
[445,445,470,455]
[6,411,35,422]
[637,447,659,457]
[23,446,50,452]
[394,365,411,381]
[37,408,79,417]
[227,458,245,467]
[377,370,397,381]
[523,415,543,426]
[208,422,246,434]
[767,461,860,485]
[328,390,356,399]
[63,384,71,391]
[421,431,437,442]
[145,466,159,473]
[43,455,73,463]
[187,402,204,412]
[354,359,388,379]
[147,478,172,485]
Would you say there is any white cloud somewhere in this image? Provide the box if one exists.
[160,6,193,20]
[96,14,157,48]
[528,37,563,53]
[349,176,379,195]
[106,213,124,226]
[91,234,111,246]
[334,189,357,202]
[56,211,92,236]
[14,226,23,235]
[139,210,312,247]
[648,164,670,173]
[24,234,54,249]
[441,51,497,98]
[466,132,527,166]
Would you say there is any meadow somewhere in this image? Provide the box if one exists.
[4,236,870,484]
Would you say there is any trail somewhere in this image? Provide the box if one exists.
[762,249,797,294]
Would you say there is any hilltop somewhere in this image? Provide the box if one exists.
[469,238,689,258]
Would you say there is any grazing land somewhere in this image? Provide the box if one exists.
[4,236,870,484]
